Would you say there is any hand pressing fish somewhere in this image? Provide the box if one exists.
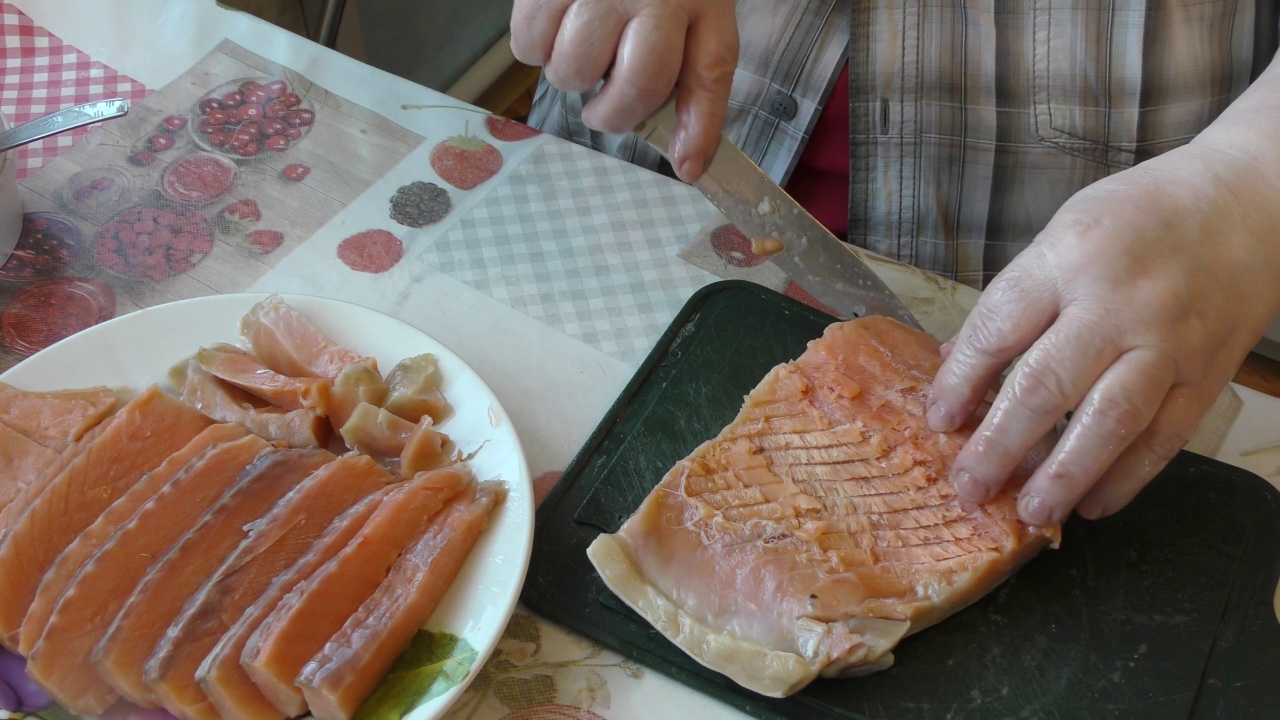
[589,316,1060,697]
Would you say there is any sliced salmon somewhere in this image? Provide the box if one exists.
[145,452,391,720]
[177,358,328,448]
[199,487,392,720]
[239,295,376,378]
[94,447,331,711]
[0,422,58,514]
[298,480,505,720]
[587,317,1059,698]
[0,381,119,451]
[0,386,210,648]
[25,432,269,715]
[0,419,111,536]
[383,354,449,424]
[20,423,251,655]
[196,343,331,412]
[241,467,470,717]
[399,416,450,478]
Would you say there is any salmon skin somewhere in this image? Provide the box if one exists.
[25,431,267,715]
[199,487,392,720]
[94,447,328,711]
[298,480,506,720]
[0,386,211,648]
[241,467,471,717]
[587,317,1059,698]
[144,452,389,720]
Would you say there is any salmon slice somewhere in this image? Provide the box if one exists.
[0,386,210,648]
[586,317,1059,697]
[145,452,391,720]
[400,416,450,478]
[240,295,376,379]
[383,354,449,424]
[25,432,269,715]
[298,480,506,720]
[0,419,111,537]
[197,344,331,412]
[94,447,331,711]
[20,423,251,655]
[200,488,392,720]
[0,381,119,451]
[0,423,58,514]
[242,467,470,717]
[177,358,328,448]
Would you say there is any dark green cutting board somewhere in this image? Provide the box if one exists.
[523,280,1280,719]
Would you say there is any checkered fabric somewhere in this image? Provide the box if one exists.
[419,139,720,362]
[0,2,151,180]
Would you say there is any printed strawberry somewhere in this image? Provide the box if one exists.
[430,126,502,191]
[783,281,838,317]
[218,199,262,224]
[485,115,540,142]
[708,224,766,268]
[246,229,285,254]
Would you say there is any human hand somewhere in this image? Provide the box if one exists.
[926,143,1280,527]
[509,0,739,181]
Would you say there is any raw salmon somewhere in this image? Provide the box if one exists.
[298,480,506,720]
[177,358,329,448]
[25,432,269,714]
[0,386,210,648]
[199,488,392,720]
[400,416,450,477]
[0,419,110,536]
[383,354,449,424]
[95,447,332,710]
[0,423,57,514]
[0,381,119,451]
[587,317,1058,697]
[20,423,251,655]
[241,467,471,717]
[145,452,391,720]
[239,295,376,378]
[196,344,331,412]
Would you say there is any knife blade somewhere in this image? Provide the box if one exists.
[635,99,921,329]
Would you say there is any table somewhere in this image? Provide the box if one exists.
[0,3,1276,719]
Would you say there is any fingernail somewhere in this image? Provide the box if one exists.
[953,470,990,502]
[927,399,955,432]
[678,156,704,182]
[939,338,956,359]
[1018,493,1060,527]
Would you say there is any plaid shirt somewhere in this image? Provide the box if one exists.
[528,0,1266,287]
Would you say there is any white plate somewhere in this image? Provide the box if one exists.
[1,292,533,720]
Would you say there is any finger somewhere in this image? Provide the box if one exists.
[1013,348,1174,527]
[544,1,629,92]
[1074,382,1215,519]
[927,254,1059,433]
[668,5,739,181]
[949,317,1119,504]
[580,10,687,135]
[510,0,575,66]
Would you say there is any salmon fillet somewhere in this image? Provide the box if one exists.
[145,452,392,720]
[0,382,119,452]
[0,420,111,536]
[240,295,376,378]
[20,423,252,655]
[177,359,329,448]
[95,447,328,710]
[197,343,331,412]
[241,467,471,717]
[0,423,58,514]
[587,317,1058,697]
[298,480,506,720]
[0,386,210,648]
[25,431,269,714]
[200,487,392,720]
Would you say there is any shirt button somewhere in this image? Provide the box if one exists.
[769,94,798,121]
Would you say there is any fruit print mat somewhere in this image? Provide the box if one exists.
[3,39,423,370]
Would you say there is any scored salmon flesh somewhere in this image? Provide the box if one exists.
[587,316,1059,697]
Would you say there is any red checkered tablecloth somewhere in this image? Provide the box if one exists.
[0,1,151,181]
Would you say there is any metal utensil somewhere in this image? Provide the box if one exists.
[635,99,920,329]
[0,98,130,153]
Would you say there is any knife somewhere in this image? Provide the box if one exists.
[635,98,921,329]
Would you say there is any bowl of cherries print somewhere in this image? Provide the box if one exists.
[188,77,316,160]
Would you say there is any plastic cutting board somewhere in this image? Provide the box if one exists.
[523,280,1280,719]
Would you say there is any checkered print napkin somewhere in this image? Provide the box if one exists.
[0,2,150,180]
